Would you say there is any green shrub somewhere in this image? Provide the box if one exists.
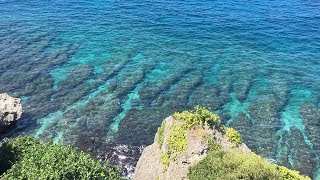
[160,153,170,171]
[276,165,309,180]
[168,124,187,153]
[188,149,310,180]
[173,106,220,128]
[207,139,222,152]
[0,137,123,180]
[226,127,243,146]
[167,124,187,160]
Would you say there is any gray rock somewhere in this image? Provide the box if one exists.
[0,93,23,128]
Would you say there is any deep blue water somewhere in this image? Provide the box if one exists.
[0,0,320,178]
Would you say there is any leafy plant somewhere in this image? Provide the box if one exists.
[276,165,308,180]
[0,137,123,179]
[167,123,187,161]
[207,139,222,152]
[173,106,220,128]
[168,124,187,153]
[226,127,243,146]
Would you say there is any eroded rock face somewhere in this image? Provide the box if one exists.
[0,93,23,127]
[133,116,250,180]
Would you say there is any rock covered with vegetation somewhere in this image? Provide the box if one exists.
[0,137,123,179]
[134,106,310,180]
[0,93,23,130]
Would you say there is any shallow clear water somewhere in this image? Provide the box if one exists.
[0,0,320,178]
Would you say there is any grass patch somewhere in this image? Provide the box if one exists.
[188,148,310,180]
[0,137,123,179]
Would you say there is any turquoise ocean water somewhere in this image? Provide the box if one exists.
[0,0,319,178]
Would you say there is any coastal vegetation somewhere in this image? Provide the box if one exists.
[226,127,243,146]
[188,142,310,180]
[172,105,221,128]
[0,137,122,179]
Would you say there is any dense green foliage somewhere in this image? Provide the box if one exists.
[167,124,187,160]
[159,106,220,170]
[226,127,243,146]
[188,144,310,180]
[0,137,123,180]
[173,106,220,128]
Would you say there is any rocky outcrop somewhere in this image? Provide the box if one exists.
[133,116,250,180]
[0,93,23,132]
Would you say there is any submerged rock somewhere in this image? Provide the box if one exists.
[0,93,23,129]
